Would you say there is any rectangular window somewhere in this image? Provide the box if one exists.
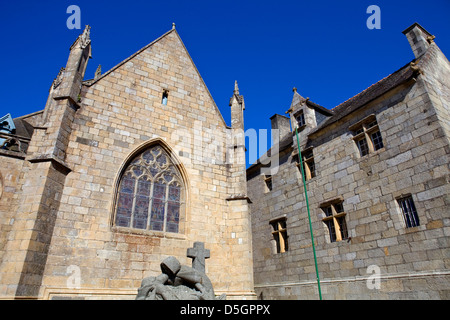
[350,115,384,157]
[321,200,348,243]
[295,148,316,180]
[270,218,288,253]
[356,138,369,157]
[397,195,420,228]
[370,130,384,151]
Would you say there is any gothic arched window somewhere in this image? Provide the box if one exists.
[114,145,185,233]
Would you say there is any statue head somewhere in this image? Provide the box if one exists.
[160,256,181,278]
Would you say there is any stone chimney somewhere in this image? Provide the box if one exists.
[402,23,434,59]
[270,114,291,145]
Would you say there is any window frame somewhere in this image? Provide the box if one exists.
[269,216,288,253]
[161,89,169,105]
[294,110,306,131]
[350,115,384,157]
[397,195,420,228]
[321,199,349,243]
[294,147,316,181]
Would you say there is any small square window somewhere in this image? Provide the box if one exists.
[334,202,344,214]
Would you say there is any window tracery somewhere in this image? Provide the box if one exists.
[115,145,184,233]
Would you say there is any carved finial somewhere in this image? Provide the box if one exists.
[94,65,102,80]
[293,87,297,93]
[172,22,176,30]
[234,80,239,95]
[427,35,435,44]
[79,25,91,48]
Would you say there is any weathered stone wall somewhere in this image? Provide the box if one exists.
[33,30,254,299]
[0,156,26,270]
[248,61,450,299]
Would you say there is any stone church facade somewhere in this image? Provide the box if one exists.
[0,25,254,299]
[247,23,450,299]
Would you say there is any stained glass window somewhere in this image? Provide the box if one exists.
[115,145,184,233]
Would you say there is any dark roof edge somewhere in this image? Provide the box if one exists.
[402,22,432,37]
[306,100,333,115]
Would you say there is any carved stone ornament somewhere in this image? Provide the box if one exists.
[53,67,65,89]
[79,25,91,49]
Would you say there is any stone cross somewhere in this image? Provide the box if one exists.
[187,242,210,273]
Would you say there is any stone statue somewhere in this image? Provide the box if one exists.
[136,242,225,300]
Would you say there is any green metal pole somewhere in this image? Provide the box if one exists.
[295,127,322,300]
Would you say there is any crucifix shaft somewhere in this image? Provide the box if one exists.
[187,242,210,273]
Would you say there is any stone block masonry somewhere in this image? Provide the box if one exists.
[0,26,255,299]
[248,24,450,300]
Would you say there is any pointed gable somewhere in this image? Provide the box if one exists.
[82,28,227,127]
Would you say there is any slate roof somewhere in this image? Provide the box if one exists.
[310,59,418,135]
[248,55,421,172]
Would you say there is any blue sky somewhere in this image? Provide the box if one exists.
[1,0,449,164]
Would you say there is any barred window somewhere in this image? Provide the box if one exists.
[397,195,420,228]
[114,145,185,233]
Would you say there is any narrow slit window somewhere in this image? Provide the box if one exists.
[264,175,273,192]
[162,90,169,105]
